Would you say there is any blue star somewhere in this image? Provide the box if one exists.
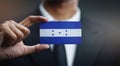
[65,30,68,32]
[52,34,54,36]
[66,34,68,36]
[59,32,61,34]
[52,30,54,32]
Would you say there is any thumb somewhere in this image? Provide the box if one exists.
[24,44,49,55]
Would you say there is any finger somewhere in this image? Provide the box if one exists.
[1,21,17,47]
[24,44,49,55]
[19,16,48,27]
[8,21,25,45]
[15,24,30,42]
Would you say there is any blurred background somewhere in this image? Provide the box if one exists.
[0,0,40,23]
[0,0,119,23]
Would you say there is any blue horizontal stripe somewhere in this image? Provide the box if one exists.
[40,37,82,44]
[40,21,81,29]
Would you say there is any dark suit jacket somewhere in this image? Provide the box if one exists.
[1,1,120,66]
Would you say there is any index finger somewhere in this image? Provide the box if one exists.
[19,16,48,27]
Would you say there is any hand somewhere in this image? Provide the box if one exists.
[0,16,49,60]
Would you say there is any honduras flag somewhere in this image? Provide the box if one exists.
[40,21,82,44]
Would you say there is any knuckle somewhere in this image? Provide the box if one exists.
[28,16,35,22]
[5,21,11,24]
[1,23,8,30]
[17,32,24,39]
[24,28,30,35]
[9,20,14,22]
[5,21,13,26]
[17,24,30,35]
[11,35,17,41]
[9,20,17,24]
[5,20,16,25]
[28,16,34,21]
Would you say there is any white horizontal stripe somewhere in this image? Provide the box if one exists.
[40,29,82,37]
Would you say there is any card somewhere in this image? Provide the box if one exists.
[40,21,82,44]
